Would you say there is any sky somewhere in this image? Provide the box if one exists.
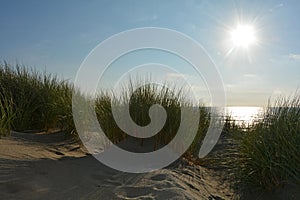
[1,0,300,106]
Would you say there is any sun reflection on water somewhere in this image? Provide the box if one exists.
[226,106,263,125]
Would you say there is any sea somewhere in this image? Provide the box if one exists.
[225,106,264,125]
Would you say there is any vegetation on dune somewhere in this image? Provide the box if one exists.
[0,62,75,136]
[1,62,299,195]
[94,78,209,152]
[205,94,300,195]
[236,95,300,190]
[0,63,209,150]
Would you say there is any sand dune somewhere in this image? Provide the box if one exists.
[0,131,233,200]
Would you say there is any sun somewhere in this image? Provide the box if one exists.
[230,24,257,48]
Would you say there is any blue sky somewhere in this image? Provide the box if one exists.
[1,0,300,106]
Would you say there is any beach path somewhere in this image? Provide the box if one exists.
[0,131,233,200]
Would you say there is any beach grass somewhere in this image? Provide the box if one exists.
[0,64,208,149]
[94,78,208,151]
[240,95,300,190]
[0,62,75,135]
[208,93,300,194]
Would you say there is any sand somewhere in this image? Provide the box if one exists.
[0,131,233,200]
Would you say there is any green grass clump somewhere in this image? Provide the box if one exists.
[221,94,300,192]
[0,62,75,135]
[199,94,300,195]
[124,79,182,148]
[94,78,209,151]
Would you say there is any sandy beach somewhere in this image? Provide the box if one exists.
[0,131,233,200]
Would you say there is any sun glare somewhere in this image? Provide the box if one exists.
[230,24,257,48]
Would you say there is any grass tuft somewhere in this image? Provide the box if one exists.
[0,62,75,134]
[211,93,300,193]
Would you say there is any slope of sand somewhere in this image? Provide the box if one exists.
[0,131,233,200]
